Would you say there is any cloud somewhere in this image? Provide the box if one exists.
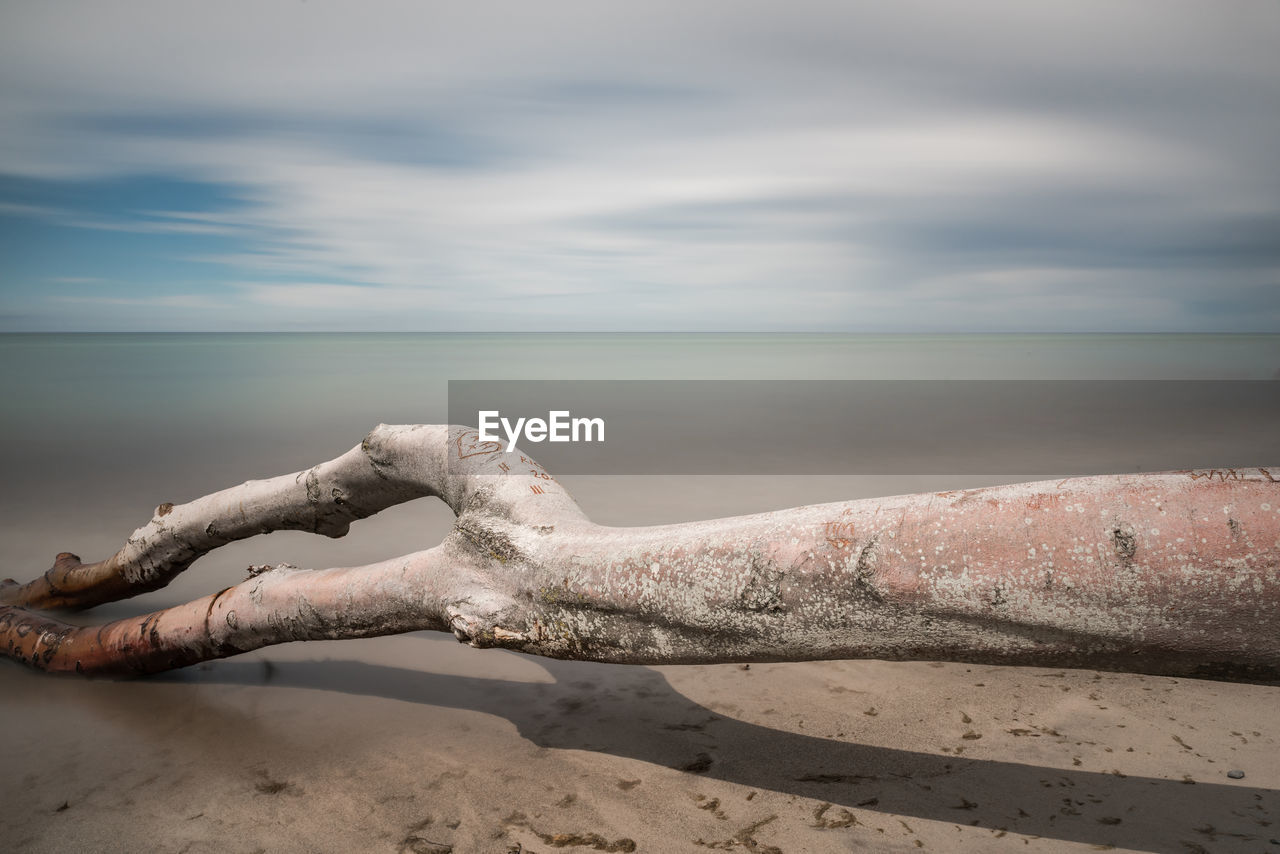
[238,282,422,310]
[52,294,226,309]
[0,1,1277,330]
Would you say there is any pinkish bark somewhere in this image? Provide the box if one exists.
[2,425,1277,680]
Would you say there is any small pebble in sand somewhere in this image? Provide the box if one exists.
[1227,769,1245,779]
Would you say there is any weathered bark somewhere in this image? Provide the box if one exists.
[0,424,581,611]
[2,424,1278,681]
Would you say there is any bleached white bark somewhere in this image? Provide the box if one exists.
[2,425,1278,681]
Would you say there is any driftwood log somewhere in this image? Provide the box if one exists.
[2,424,1277,680]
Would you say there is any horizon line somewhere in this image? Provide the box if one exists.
[2,330,1278,336]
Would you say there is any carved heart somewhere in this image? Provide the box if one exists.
[456,430,502,459]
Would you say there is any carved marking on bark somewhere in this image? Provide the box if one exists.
[456,430,502,459]
[825,509,857,548]
[1179,467,1279,483]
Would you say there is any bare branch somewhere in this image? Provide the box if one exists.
[0,424,584,610]
[0,545,487,676]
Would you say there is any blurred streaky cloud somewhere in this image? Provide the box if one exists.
[0,0,1277,331]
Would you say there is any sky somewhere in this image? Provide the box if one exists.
[0,1,1277,332]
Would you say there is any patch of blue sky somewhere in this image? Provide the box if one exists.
[0,173,258,300]
[0,173,251,223]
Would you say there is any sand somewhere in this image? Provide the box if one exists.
[3,476,1277,853]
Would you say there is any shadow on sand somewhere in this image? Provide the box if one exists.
[172,646,1276,853]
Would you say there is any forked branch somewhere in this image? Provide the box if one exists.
[3,425,1278,681]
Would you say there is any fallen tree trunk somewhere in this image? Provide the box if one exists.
[2,424,1278,680]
